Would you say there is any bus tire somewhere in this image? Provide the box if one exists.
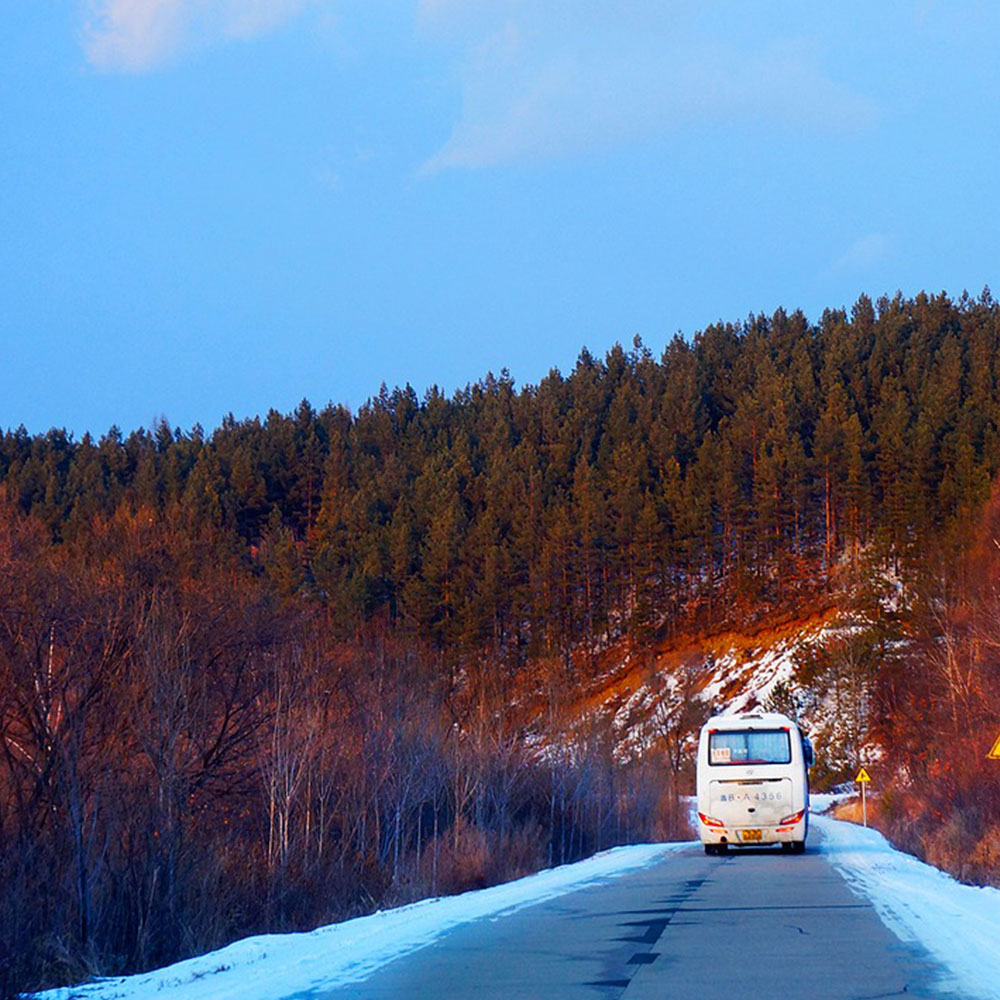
[791,840,806,854]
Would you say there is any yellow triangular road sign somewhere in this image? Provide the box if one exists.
[989,732,1000,760]
[856,766,871,783]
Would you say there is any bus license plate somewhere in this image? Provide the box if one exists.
[740,829,762,842]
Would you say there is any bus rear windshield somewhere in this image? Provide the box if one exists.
[709,729,791,765]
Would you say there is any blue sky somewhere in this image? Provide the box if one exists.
[2,1,998,436]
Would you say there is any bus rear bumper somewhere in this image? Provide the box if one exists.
[698,816,808,847]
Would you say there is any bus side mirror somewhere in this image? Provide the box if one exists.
[803,738,815,769]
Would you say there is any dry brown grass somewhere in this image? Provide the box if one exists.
[831,796,882,826]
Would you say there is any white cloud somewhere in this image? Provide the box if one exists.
[80,0,879,173]
[224,0,314,40]
[83,0,317,72]
[419,2,878,172]
[828,233,892,275]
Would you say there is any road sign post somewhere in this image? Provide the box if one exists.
[855,767,871,827]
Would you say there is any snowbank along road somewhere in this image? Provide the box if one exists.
[41,815,1000,1000]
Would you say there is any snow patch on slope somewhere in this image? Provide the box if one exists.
[609,620,843,760]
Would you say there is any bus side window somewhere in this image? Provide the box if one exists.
[802,737,815,768]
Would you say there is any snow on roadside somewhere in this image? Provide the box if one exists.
[815,814,1000,1000]
[809,791,853,814]
[39,843,691,1000]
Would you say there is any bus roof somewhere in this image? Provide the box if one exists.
[702,711,799,732]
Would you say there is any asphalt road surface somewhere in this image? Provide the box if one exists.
[315,828,973,1000]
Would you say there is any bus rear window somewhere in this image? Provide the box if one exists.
[709,729,791,765]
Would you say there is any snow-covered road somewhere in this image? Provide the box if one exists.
[39,844,688,1000]
[39,816,1000,1000]
[815,814,1000,1000]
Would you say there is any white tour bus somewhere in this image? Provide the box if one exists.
[696,710,813,854]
